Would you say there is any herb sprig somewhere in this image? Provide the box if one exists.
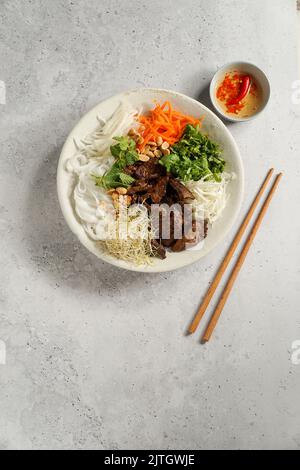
[159,124,226,182]
[93,136,138,189]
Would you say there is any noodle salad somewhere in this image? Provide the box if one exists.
[66,100,234,265]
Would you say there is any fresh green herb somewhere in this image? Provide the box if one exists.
[159,124,226,182]
[93,136,139,189]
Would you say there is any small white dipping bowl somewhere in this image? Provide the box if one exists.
[210,62,271,122]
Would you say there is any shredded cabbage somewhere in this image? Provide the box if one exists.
[186,173,235,224]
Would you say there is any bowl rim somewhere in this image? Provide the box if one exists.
[57,87,244,273]
[209,61,271,123]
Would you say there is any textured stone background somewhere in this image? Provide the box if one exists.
[0,0,300,450]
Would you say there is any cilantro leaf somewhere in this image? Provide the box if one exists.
[159,124,226,182]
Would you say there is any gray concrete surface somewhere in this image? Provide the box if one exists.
[0,0,300,450]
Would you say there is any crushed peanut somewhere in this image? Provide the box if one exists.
[111,192,119,200]
[128,128,137,136]
[139,154,150,162]
[128,128,173,163]
[116,187,127,195]
[146,150,155,158]
[124,195,132,205]
[161,141,169,150]
[107,189,116,195]
[156,136,163,146]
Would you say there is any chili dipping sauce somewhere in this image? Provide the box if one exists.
[216,71,262,118]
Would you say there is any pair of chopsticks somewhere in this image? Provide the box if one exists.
[189,168,282,342]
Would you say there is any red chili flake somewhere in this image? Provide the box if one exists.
[216,72,253,114]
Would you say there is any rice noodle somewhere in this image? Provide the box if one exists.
[68,101,138,161]
[65,101,154,264]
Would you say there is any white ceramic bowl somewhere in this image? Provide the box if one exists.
[57,88,244,273]
[210,61,270,122]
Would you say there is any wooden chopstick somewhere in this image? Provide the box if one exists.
[188,168,275,335]
[202,172,283,342]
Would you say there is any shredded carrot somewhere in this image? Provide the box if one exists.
[137,101,203,152]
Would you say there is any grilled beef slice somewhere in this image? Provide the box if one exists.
[151,239,166,260]
[148,175,169,204]
[125,160,165,180]
[160,205,183,247]
[127,179,153,194]
[171,219,208,252]
[169,178,195,202]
